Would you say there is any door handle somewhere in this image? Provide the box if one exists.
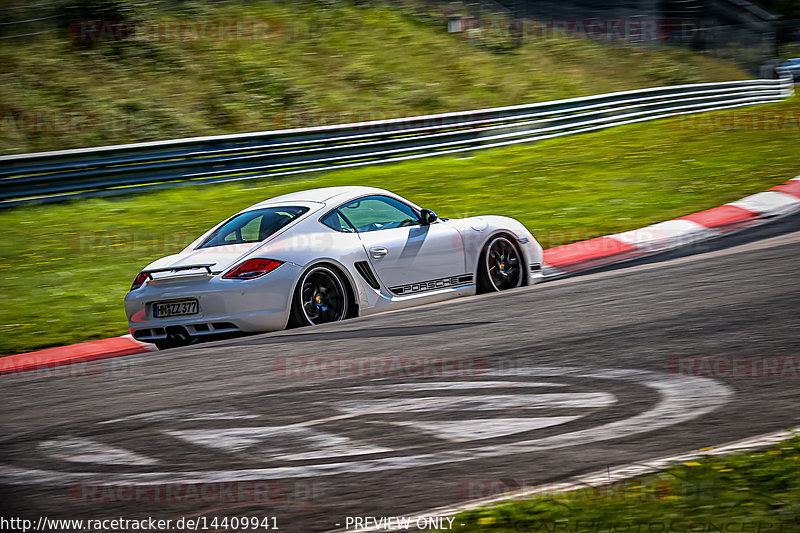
[369,247,388,258]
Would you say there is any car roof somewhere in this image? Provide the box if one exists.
[248,186,396,209]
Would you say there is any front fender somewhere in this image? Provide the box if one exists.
[447,215,542,285]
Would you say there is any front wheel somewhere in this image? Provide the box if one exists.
[478,235,524,293]
[291,265,350,326]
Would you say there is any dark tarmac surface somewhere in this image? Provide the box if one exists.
[2,217,799,532]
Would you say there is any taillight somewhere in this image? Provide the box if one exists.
[222,258,283,280]
[130,272,148,291]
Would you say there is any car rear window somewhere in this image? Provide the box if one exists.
[198,206,309,249]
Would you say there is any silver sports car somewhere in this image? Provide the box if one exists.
[125,186,543,349]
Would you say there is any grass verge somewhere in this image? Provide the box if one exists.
[447,433,800,532]
[0,96,798,355]
[0,0,749,155]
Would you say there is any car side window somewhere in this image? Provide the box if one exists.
[320,209,355,233]
[338,196,419,233]
[239,216,262,241]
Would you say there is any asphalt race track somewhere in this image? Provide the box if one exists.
[2,225,800,532]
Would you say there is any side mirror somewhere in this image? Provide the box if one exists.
[419,208,438,225]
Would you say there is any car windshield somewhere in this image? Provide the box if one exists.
[198,206,309,249]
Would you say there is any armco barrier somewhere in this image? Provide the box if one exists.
[0,77,794,208]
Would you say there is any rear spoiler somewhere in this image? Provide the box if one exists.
[142,264,215,279]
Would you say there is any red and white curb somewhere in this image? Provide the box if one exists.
[342,428,796,533]
[0,335,153,376]
[3,176,799,374]
[542,176,800,276]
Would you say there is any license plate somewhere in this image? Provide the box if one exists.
[153,299,198,318]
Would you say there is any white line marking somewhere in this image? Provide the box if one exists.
[392,417,581,442]
[166,426,392,460]
[166,427,289,453]
[38,437,158,466]
[0,367,732,485]
[100,409,259,425]
[332,393,616,414]
[341,381,567,393]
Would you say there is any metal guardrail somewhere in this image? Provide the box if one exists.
[0,77,793,208]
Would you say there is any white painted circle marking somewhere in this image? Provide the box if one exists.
[0,367,732,485]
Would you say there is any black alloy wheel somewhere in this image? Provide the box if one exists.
[294,265,349,326]
[480,236,523,292]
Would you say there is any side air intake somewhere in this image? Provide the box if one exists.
[354,261,380,289]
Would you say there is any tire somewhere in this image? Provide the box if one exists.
[477,235,524,293]
[291,265,350,327]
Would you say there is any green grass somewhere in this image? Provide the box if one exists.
[0,0,750,155]
[0,96,798,355]
[446,433,800,532]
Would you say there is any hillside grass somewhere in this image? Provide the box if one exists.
[0,0,749,155]
[0,95,798,355]
[446,434,800,532]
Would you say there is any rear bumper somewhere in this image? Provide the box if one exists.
[124,263,302,342]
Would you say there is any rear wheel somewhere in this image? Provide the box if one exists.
[291,265,350,326]
[478,235,524,293]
